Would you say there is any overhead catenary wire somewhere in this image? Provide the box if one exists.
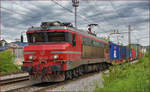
[51,0,107,32]
[1,1,148,45]
[2,1,120,34]
[109,0,129,26]
[89,2,119,33]
[0,6,38,26]
[78,2,112,28]
[89,2,118,28]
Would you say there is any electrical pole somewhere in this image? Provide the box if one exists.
[72,0,79,28]
[75,7,77,28]
[117,36,119,44]
[108,29,120,43]
[0,1,2,41]
[128,25,131,48]
[21,31,26,43]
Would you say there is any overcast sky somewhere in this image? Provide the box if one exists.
[1,0,149,46]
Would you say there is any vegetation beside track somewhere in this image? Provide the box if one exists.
[0,50,21,74]
[95,52,150,92]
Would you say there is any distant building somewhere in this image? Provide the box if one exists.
[144,46,150,52]
[0,39,12,51]
[0,39,8,47]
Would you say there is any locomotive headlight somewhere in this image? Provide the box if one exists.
[53,55,58,60]
[29,55,33,60]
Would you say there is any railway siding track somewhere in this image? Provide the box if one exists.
[0,72,29,85]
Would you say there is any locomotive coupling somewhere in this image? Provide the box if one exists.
[50,65,62,71]
[21,66,32,74]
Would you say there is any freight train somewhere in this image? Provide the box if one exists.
[21,21,141,82]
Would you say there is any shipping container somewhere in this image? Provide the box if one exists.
[126,47,130,59]
[130,49,132,60]
[109,42,120,60]
[136,49,138,58]
[132,49,136,59]
[119,46,126,60]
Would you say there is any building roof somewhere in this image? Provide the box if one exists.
[0,46,12,51]
[11,41,28,47]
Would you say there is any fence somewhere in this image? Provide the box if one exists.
[12,47,24,65]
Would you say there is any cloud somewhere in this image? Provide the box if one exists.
[1,0,149,46]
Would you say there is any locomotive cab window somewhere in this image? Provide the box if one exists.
[27,32,73,43]
[27,32,45,43]
[47,32,65,42]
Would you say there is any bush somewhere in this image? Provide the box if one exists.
[0,50,21,74]
[95,53,150,92]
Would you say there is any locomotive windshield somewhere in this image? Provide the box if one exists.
[27,32,72,43]
[48,32,65,42]
[27,32,45,43]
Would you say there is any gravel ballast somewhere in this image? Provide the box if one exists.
[45,72,104,91]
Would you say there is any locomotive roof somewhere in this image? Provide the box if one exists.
[27,26,108,44]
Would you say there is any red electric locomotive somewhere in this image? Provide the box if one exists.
[21,21,111,82]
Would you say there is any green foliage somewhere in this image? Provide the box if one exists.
[0,50,21,74]
[95,53,150,92]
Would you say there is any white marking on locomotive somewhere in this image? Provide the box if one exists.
[114,50,117,58]
[51,51,81,54]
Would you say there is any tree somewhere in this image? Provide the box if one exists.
[0,50,21,74]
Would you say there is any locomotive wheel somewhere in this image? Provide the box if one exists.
[84,65,88,73]
[68,71,72,79]
[79,67,83,76]
[103,63,109,70]
[75,68,79,77]
[95,64,99,72]
[99,64,104,71]
[76,68,80,76]
[73,69,76,77]
[73,68,78,77]
[65,71,70,80]
[101,63,105,70]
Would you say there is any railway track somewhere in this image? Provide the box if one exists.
[1,60,138,92]
[6,70,106,92]
[0,72,29,85]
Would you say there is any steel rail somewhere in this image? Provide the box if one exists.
[0,72,29,85]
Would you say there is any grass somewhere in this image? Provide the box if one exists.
[0,50,21,74]
[95,52,150,92]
